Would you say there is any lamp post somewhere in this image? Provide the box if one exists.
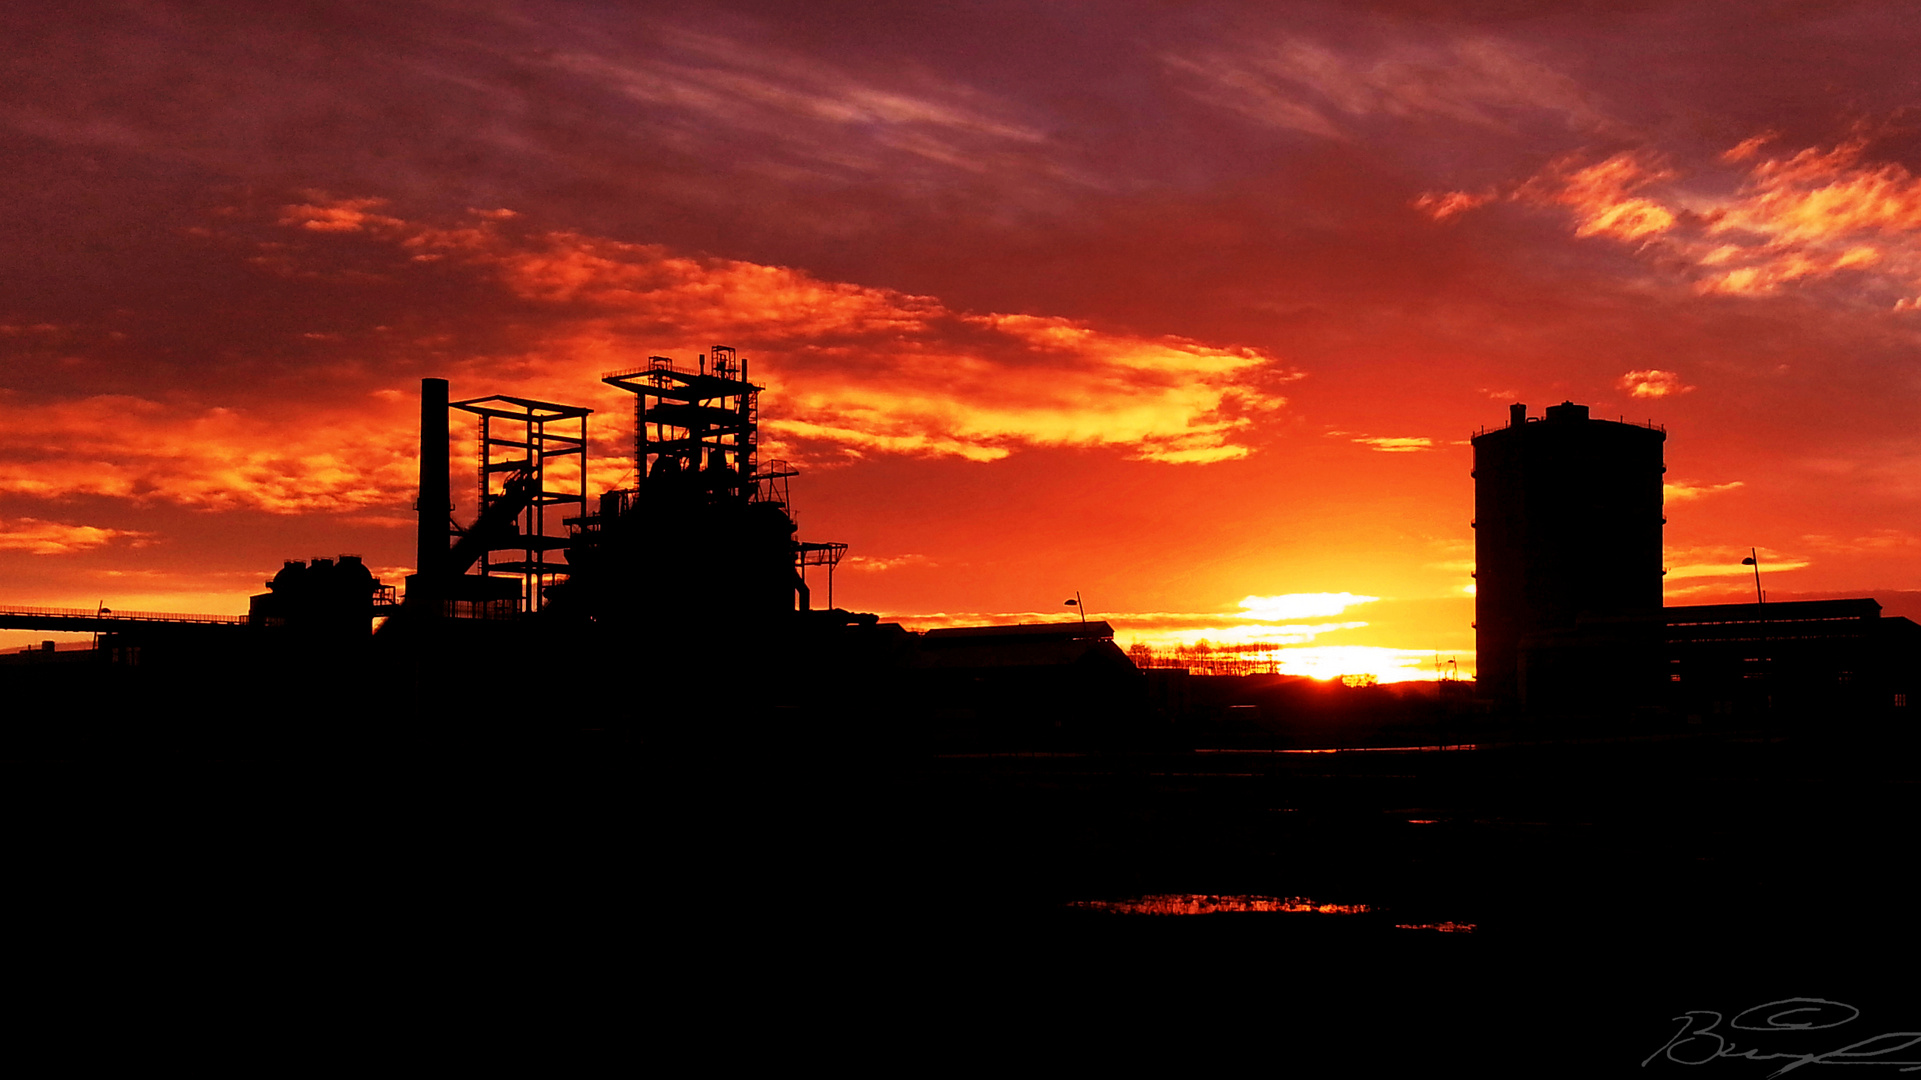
[1741,549,1770,717]
[1063,592,1086,625]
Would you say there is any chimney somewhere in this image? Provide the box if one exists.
[1510,403,1526,428]
[417,378,450,588]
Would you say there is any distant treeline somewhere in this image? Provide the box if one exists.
[1126,641,1318,679]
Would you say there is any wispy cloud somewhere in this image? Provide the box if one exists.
[1168,33,1600,141]
[336,198,1304,466]
[1800,529,1920,553]
[1349,435,1437,453]
[0,197,1303,514]
[1548,153,1678,241]
[1665,545,1808,580]
[1436,127,1921,306]
[1329,430,1436,452]
[1619,369,1693,398]
[0,392,419,514]
[843,553,935,572]
[1413,190,1495,221]
[1663,479,1743,503]
[0,518,148,555]
[278,195,404,233]
[535,27,1083,193]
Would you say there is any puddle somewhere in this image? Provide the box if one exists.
[1196,745,1479,754]
[1066,894,1372,916]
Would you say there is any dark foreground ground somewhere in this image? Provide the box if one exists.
[822,725,1921,1073]
[915,734,1921,1070]
[6,721,1919,1073]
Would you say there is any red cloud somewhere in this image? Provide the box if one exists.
[1472,130,1921,302]
[0,518,147,555]
[303,200,1304,466]
[0,199,1304,519]
[1618,369,1694,398]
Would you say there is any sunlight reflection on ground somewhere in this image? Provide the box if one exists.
[1066,894,1372,915]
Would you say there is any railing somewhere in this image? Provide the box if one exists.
[602,357,674,382]
[0,605,249,626]
[1472,418,1667,437]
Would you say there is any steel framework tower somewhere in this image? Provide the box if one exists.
[448,394,591,614]
[603,346,759,506]
[585,345,849,620]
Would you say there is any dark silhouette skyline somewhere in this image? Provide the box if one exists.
[9,8,1921,1068]
[0,354,1917,1075]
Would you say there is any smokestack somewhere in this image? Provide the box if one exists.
[417,378,449,585]
[1510,403,1526,428]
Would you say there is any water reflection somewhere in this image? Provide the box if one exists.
[1196,745,1478,754]
[1393,922,1476,933]
[1067,894,1372,915]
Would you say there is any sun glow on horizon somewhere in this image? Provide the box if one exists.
[1271,646,1466,683]
[886,592,1471,684]
[1237,592,1380,620]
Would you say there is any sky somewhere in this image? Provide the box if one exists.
[5,0,1921,679]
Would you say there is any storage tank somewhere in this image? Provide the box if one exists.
[1472,401,1666,711]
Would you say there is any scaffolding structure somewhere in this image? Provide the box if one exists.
[797,541,849,610]
[603,346,760,507]
[449,394,591,614]
[597,346,848,612]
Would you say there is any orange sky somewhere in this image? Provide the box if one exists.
[5,2,1921,680]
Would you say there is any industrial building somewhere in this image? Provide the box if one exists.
[1473,400,1918,720]
[909,622,1145,746]
[1664,598,1920,720]
[1471,401,1667,711]
[0,348,1147,746]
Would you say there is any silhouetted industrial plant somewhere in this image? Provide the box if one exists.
[3,367,1917,745]
[0,349,1149,744]
[9,351,1921,1072]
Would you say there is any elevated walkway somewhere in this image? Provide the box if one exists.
[0,606,251,633]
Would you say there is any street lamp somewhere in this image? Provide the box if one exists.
[1741,549,1772,716]
[1063,592,1086,625]
[1741,549,1764,604]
